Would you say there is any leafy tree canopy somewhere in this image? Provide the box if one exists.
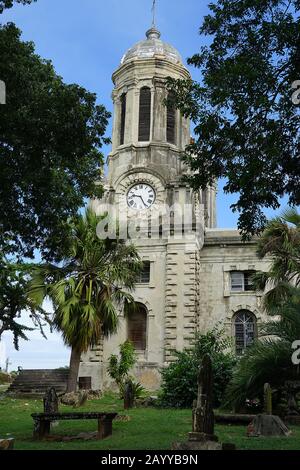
[0,0,36,14]
[0,23,110,260]
[0,257,50,350]
[167,0,300,236]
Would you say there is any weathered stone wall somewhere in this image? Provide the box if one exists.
[198,229,270,338]
[79,33,266,392]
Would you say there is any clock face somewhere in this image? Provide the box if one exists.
[127,183,156,210]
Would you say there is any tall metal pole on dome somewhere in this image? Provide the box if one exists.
[152,0,156,27]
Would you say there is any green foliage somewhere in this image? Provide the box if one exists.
[225,288,300,408]
[167,0,300,236]
[0,23,110,260]
[0,257,50,349]
[29,209,142,351]
[0,371,12,384]
[108,341,137,397]
[252,208,300,314]
[159,327,236,408]
[0,0,36,13]
[129,380,145,400]
[225,211,300,408]
[28,209,142,391]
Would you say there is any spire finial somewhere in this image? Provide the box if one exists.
[146,1,160,40]
[152,0,156,27]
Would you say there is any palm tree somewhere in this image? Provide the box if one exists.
[224,288,300,408]
[252,207,300,314]
[29,209,142,392]
[224,208,300,408]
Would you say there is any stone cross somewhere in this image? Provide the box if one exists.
[43,387,59,414]
[263,383,272,415]
[191,354,215,439]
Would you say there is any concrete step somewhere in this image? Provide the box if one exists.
[6,369,69,397]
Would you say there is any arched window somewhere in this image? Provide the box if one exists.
[234,310,257,355]
[120,93,127,145]
[128,304,147,351]
[166,92,176,144]
[138,87,151,141]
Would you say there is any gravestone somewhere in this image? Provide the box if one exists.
[124,380,134,410]
[247,383,291,437]
[173,354,235,450]
[263,383,272,415]
[43,388,59,413]
[189,354,217,441]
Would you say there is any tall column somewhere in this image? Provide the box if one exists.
[153,79,167,142]
[111,93,120,152]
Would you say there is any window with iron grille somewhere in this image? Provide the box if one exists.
[230,271,255,292]
[120,93,127,145]
[137,261,151,284]
[128,304,147,351]
[138,87,151,141]
[234,310,256,355]
[167,92,176,144]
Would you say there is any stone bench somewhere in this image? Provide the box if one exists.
[31,412,118,440]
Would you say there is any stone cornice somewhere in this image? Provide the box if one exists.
[112,57,191,84]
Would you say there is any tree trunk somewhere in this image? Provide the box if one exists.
[67,347,81,393]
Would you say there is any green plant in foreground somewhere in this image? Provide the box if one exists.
[159,326,236,408]
[225,209,300,409]
[108,341,137,398]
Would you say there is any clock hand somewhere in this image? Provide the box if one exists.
[135,195,147,207]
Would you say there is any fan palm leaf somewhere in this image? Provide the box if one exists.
[28,208,142,391]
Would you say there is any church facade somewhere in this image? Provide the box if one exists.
[79,27,269,391]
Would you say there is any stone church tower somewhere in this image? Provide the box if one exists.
[79,27,269,391]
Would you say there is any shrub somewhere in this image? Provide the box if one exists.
[107,340,137,398]
[0,371,12,384]
[158,327,236,408]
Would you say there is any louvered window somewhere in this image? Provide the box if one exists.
[120,93,127,145]
[234,311,256,355]
[137,261,151,284]
[231,271,255,292]
[138,87,151,141]
[167,92,176,144]
[128,305,147,351]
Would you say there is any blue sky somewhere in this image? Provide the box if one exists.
[1,0,290,370]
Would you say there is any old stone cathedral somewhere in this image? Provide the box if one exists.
[79,25,269,391]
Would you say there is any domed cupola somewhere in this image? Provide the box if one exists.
[109,25,192,189]
[121,27,183,65]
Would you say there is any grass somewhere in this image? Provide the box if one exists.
[0,393,300,450]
